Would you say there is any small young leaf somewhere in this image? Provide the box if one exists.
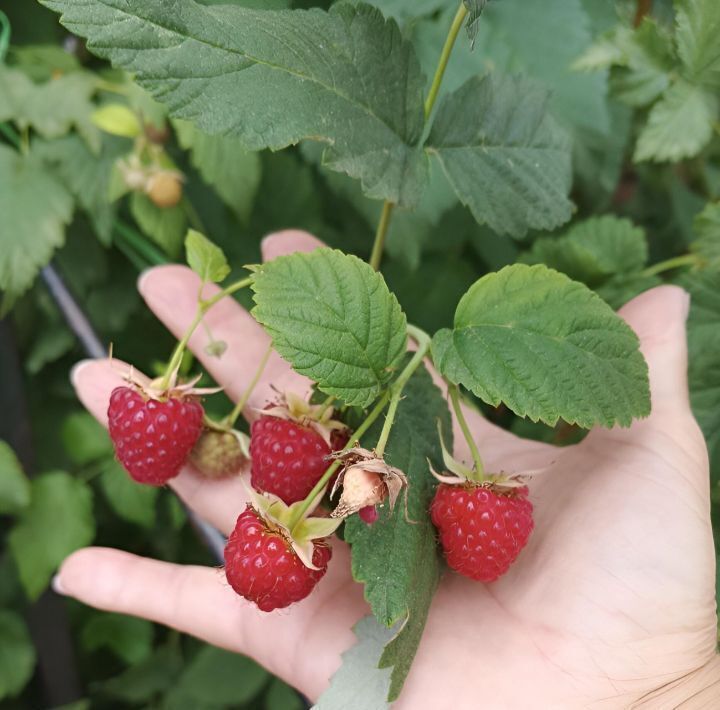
[9,472,95,600]
[0,144,74,314]
[0,441,31,515]
[251,248,407,407]
[82,613,154,665]
[174,120,261,223]
[185,229,230,283]
[427,74,573,237]
[0,611,36,700]
[344,364,449,700]
[522,216,648,285]
[314,616,395,710]
[634,81,718,163]
[91,104,141,138]
[432,264,650,428]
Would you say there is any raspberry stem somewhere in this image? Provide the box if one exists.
[448,384,486,482]
[159,275,253,390]
[640,253,700,277]
[367,1,468,272]
[375,325,432,458]
[223,343,273,427]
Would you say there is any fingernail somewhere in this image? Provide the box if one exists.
[70,359,94,388]
[51,574,67,596]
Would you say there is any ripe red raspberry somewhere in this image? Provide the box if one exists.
[430,484,533,582]
[250,416,345,504]
[108,386,204,486]
[224,506,332,611]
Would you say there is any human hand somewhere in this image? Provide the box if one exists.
[56,231,719,708]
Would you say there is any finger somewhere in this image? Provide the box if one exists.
[71,358,246,535]
[55,546,365,700]
[617,285,691,413]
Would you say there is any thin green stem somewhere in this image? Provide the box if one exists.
[640,253,700,277]
[375,325,432,457]
[369,201,395,271]
[113,220,168,266]
[424,3,468,120]
[289,391,392,533]
[224,343,272,427]
[449,384,485,481]
[0,10,10,64]
[316,394,337,419]
[158,275,254,390]
[367,2,467,272]
[0,122,21,149]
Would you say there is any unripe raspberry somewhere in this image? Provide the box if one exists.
[146,171,183,207]
[190,429,247,479]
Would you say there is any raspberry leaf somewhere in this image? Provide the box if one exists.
[39,0,428,206]
[433,264,651,428]
[426,73,573,237]
[185,229,230,284]
[130,192,186,258]
[344,364,450,700]
[8,472,95,600]
[174,121,261,223]
[0,144,74,315]
[315,616,395,710]
[0,442,30,516]
[0,611,36,701]
[251,249,407,407]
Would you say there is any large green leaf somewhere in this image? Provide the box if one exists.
[8,472,95,600]
[691,201,720,269]
[0,611,36,700]
[344,364,449,700]
[634,80,718,162]
[130,192,186,258]
[432,264,651,428]
[0,441,31,515]
[100,645,182,702]
[251,249,407,407]
[675,0,720,84]
[41,0,428,206]
[314,616,394,710]
[427,74,573,237]
[82,613,154,665]
[522,216,648,286]
[99,460,158,529]
[677,270,720,483]
[0,144,74,314]
[174,120,261,222]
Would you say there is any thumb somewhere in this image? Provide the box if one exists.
[618,285,691,417]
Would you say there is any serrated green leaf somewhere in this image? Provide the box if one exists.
[9,472,95,600]
[595,273,662,310]
[675,0,720,84]
[345,364,448,700]
[0,441,31,515]
[36,134,128,245]
[634,81,718,163]
[130,191,186,258]
[427,74,573,237]
[92,103,141,138]
[99,460,158,529]
[0,611,36,700]
[40,0,429,206]
[522,216,648,286]
[251,248,407,407]
[432,264,651,428]
[0,66,100,151]
[677,270,720,483]
[82,613,153,665]
[174,120,261,223]
[8,44,82,82]
[185,229,230,283]
[691,201,720,269]
[0,144,74,314]
[314,616,394,710]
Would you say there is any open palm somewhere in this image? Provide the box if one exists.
[59,231,719,708]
